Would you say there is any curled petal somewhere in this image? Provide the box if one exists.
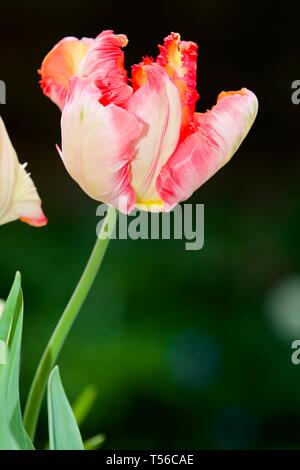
[127,63,181,208]
[39,37,93,109]
[131,56,154,91]
[0,117,47,227]
[156,32,199,140]
[60,78,142,212]
[81,30,132,106]
[157,88,258,206]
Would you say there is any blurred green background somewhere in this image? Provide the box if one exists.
[0,0,298,449]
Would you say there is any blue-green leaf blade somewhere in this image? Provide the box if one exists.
[48,366,84,450]
[6,308,34,449]
[0,272,21,344]
[0,273,34,450]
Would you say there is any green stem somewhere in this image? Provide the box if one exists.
[23,206,117,441]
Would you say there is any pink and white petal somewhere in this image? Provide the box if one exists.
[131,56,154,91]
[60,78,142,212]
[157,88,258,206]
[81,30,132,106]
[0,117,15,219]
[8,163,47,227]
[0,117,47,226]
[156,32,199,139]
[126,63,181,206]
[39,37,93,109]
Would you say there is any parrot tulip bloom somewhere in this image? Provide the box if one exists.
[0,116,47,226]
[40,31,258,213]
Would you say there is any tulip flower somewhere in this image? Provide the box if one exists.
[39,31,258,213]
[24,31,258,441]
[0,116,47,226]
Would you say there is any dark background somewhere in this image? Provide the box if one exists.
[0,0,299,449]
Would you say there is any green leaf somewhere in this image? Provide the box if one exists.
[0,271,21,344]
[0,371,19,450]
[0,272,34,450]
[84,433,105,450]
[0,340,6,364]
[72,385,98,427]
[6,308,34,449]
[47,366,84,450]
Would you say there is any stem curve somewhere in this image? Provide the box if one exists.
[24,206,117,441]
